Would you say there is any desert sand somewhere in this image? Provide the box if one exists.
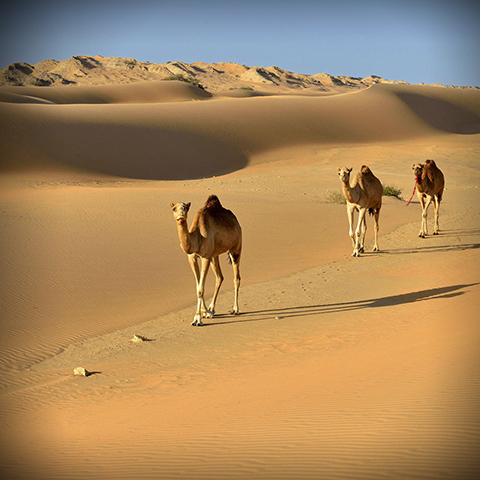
[0,69,479,479]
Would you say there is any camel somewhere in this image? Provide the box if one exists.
[337,165,383,257]
[412,159,445,238]
[170,195,242,326]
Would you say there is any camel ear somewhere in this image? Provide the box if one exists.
[186,202,191,210]
[337,167,341,173]
[348,167,353,173]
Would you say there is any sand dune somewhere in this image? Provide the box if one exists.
[1,82,479,181]
[0,73,479,479]
[0,80,212,104]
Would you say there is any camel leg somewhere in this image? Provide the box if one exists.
[230,253,241,315]
[192,257,211,326]
[359,213,367,253]
[208,256,223,316]
[433,196,441,235]
[417,193,426,237]
[346,204,356,248]
[187,253,201,297]
[188,254,208,316]
[372,208,380,252]
[420,195,432,238]
[353,208,367,257]
[187,253,200,282]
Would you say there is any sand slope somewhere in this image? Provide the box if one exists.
[0,77,479,479]
[1,82,479,180]
[0,80,213,104]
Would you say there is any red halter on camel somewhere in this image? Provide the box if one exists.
[406,176,419,206]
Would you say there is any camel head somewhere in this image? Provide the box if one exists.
[412,163,424,179]
[170,202,191,222]
[337,167,353,183]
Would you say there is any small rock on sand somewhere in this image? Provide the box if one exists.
[130,334,147,343]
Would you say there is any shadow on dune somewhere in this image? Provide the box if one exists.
[207,283,478,326]
[438,228,480,238]
[34,123,248,180]
[395,92,480,134]
[373,242,480,256]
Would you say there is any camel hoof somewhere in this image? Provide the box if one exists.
[433,231,439,235]
[202,310,213,319]
[229,309,239,315]
[359,247,365,253]
[191,317,204,326]
[372,247,380,252]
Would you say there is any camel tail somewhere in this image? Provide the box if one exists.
[228,251,241,264]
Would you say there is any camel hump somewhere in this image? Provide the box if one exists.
[204,195,222,209]
[424,159,443,184]
[201,194,239,230]
[358,165,380,184]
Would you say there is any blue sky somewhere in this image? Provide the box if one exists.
[0,0,479,86]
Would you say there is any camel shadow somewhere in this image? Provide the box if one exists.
[206,283,478,326]
[377,242,480,256]
[437,228,480,238]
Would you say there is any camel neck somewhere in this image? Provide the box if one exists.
[416,175,428,192]
[176,219,197,254]
[342,180,359,204]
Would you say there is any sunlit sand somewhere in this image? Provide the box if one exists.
[1,62,479,479]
